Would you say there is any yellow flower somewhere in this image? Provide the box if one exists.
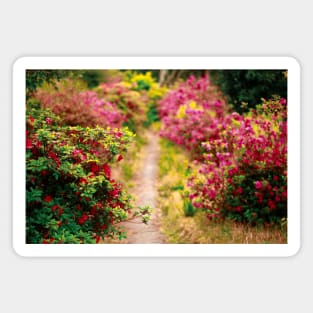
[231,119,241,128]
[189,100,197,109]
[176,105,187,119]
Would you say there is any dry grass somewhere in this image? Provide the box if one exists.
[111,130,147,189]
[100,131,147,244]
[163,212,287,244]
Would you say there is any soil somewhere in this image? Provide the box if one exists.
[104,129,166,244]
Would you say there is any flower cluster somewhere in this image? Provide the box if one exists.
[96,80,148,132]
[127,71,168,100]
[158,75,228,157]
[126,71,169,126]
[158,75,287,224]
[159,76,227,157]
[96,72,167,131]
[26,107,135,243]
[189,98,287,222]
[35,80,126,128]
[188,99,287,223]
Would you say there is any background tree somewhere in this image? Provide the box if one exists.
[26,70,83,99]
[210,70,287,113]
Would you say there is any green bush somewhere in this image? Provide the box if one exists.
[144,103,160,127]
[223,169,287,225]
[211,70,287,113]
[81,70,105,88]
[26,106,137,243]
[26,70,82,99]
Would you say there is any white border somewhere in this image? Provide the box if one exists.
[13,57,300,257]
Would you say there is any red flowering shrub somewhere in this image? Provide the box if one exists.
[26,106,139,243]
[187,97,287,224]
[35,80,126,128]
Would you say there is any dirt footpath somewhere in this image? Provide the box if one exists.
[103,129,166,244]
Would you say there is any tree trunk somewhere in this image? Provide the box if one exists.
[159,70,168,86]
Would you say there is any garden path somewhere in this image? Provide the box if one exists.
[112,129,166,244]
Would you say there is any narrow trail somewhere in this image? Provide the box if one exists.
[113,129,166,244]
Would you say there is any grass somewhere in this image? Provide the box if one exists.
[100,128,148,244]
[157,138,287,244]
[111,128,147,189]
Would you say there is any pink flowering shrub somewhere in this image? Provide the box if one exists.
[158,75,228,157]
[35,80,126,128]
[158,74,287,223]
[187,97,287,224]
[96,81,148,132]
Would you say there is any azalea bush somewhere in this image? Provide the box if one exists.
[158,75,228,157]
[96,80,147,132]
[96,71,168,130]
[35,79,126,128]
[158,75,287,224]
[126,71,168,127]
[187,97,287,224]
[25,106,152,244]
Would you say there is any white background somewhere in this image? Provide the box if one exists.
[1,1,312,312]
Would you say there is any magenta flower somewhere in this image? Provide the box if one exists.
[255,181,262,189]
[208,189,216,200]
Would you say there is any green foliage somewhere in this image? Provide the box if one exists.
[121,163,133,181]
[134,205,152,224]
[211,70,287,113]
[26,106,137,243]
[95,71,167,132]
[183,199,196,217]
[144,103,160,127]
[95,80,147,133]
[223,169,287,225]
[158,138,192,216]
[26,70,82,99]
[81,70,105,88]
